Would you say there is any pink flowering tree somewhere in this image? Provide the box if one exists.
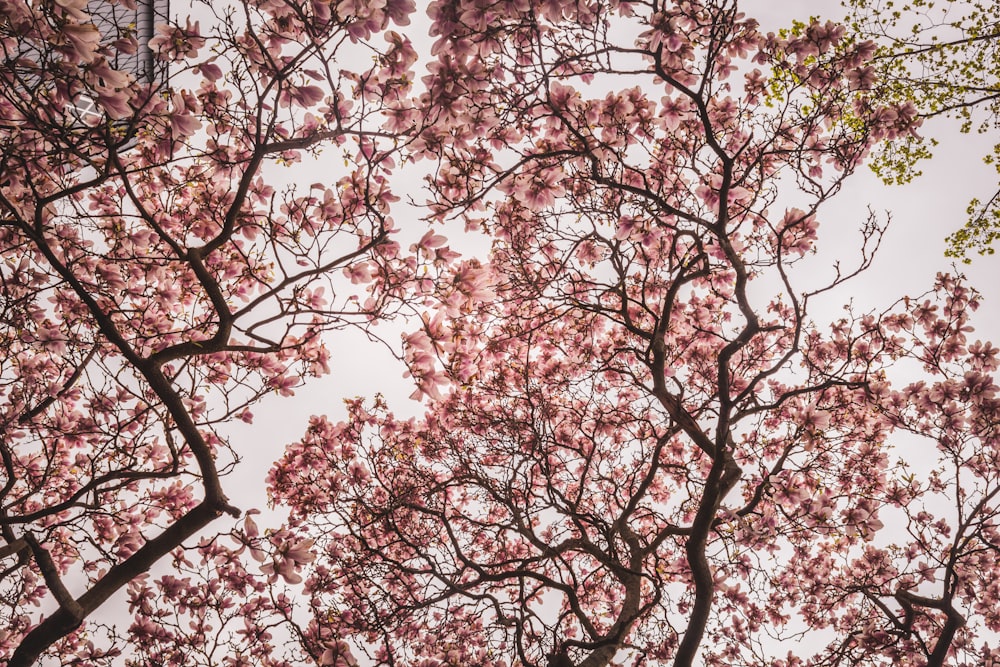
[0,0,421,663]
[264,1,999,666]
[761,274,1000,667]
[3,0,999,665]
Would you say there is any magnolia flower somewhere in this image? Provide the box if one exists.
[319,641,359,666]
[846,65,877,91]
[280,84,326,109]
[260,534,316,584]
[61,23,101,63]
[96,90,132,120]
[54,0,90,21]
[35,325,67,355]
[148,19,205,61]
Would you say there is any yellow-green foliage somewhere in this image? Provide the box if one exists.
[845,0,1000,261]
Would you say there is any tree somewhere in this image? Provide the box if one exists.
[0,0,422,663]
[843,0,1000,261]
[263,2,1000,666]
[3,1,999,667]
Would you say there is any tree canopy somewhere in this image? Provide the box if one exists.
[0,0,998,666]
[844,0,1000,260]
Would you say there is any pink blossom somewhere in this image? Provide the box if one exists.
[61,23,101,63]
[261,536,316,585]
[149,19,205,61]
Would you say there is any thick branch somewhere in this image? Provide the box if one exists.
[8,500,228,667]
